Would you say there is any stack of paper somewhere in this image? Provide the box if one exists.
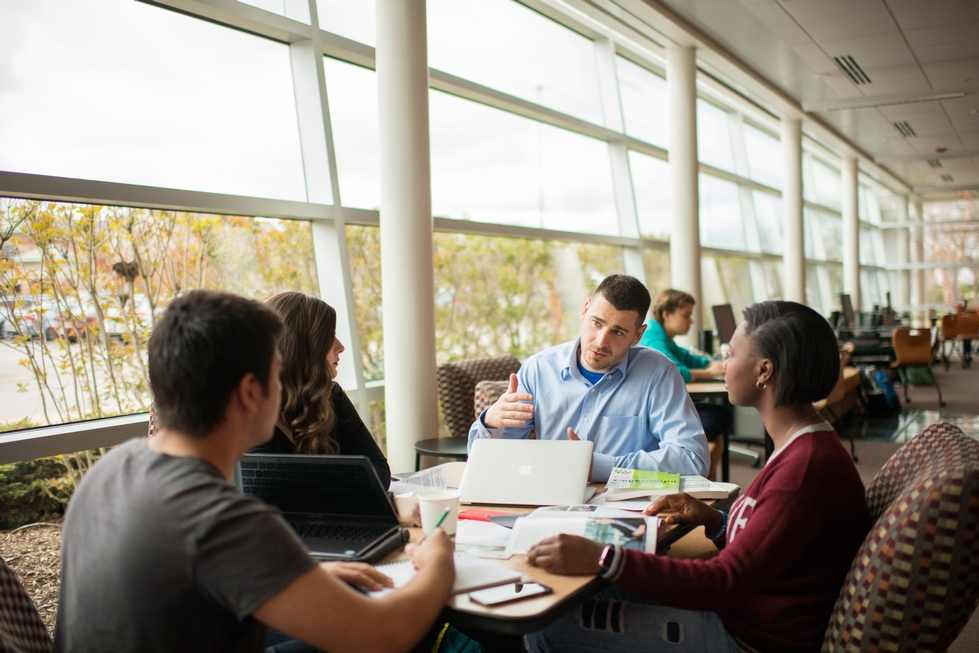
[605,468,680,501]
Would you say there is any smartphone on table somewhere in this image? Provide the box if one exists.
[469,582,553,607]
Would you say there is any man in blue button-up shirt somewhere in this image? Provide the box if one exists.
[468,275,709,482]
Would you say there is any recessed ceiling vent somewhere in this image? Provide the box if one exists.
[927,159,943,168]
[894,121,917,137]
[833,55,872,85]
[941,174,954,183]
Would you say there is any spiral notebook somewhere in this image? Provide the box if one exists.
[369,554,521,597]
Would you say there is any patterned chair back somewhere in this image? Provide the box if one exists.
[436,356,520,438]
[822,422,979,651]
[0,557,51,653]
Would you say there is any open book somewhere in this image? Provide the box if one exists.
[602,472,739,503]
[506,505,658,555]
[369,553,520,597]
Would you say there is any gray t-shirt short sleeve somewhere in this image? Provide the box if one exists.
[55,438,316,653]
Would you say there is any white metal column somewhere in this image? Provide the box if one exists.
[376,0,438,471]
[842,155,860,310]
[594,38,646,285]
[897,196,911,310]
[910,197,926,310]
[667,43,701,345]
[781,118,805,303]
[288,0,367,399]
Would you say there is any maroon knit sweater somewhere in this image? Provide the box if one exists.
[619,430,870,652]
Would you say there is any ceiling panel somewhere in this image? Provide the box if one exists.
[855,65,932,95]
[776,0,895,42]
[878,102,955,136]
[885,0,979,30]
[941,96,979,132]
[909,135,968,155]
[818,31,916,69]
[905,23,979,64]
[959,132,979,147]
[740,0,814,44]
[921,59,979,88]
[789,42,841,75]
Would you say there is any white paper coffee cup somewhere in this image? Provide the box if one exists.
[418,490,459,536]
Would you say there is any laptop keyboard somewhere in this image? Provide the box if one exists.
[295,521,384,544]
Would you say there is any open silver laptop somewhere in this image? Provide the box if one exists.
[460,439,596,506]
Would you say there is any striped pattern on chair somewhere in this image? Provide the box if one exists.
[436,356,520,438]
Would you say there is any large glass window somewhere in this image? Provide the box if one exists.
[697,100,735,172]
[325,58,380,209]
[429,93,617,234]
[427,0,604,124]
[0,198,316,432]
[806,156,841,211]
[744,124,782,189]
[317,0,375,45]
[616,57,669,147]
[699,175,745,250]
[630,152,672,239]
[0,0,307,201]
[751,191,783,254]
[818,213,843,262]
[346,225,625,382]
[642,248,672,298]
[326,57,617,231]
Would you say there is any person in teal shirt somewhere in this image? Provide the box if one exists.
[640,288,728,479]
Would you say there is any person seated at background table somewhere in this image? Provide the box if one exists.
[254,291,390,488]
[468,274,708,482]
[640,288,728,480]
[55,290,453,653]
[525,300,871,653]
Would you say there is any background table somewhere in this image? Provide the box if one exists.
[414,436,469,471]
[686,380,734,481]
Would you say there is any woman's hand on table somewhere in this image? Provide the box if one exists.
[527,534,604,575]
[322,561,394,592]
[644,492,722,533]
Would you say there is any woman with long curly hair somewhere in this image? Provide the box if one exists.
[253,291,390,488]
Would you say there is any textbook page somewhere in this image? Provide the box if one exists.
[506,515,658,555]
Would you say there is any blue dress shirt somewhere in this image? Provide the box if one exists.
[467,339,709,482]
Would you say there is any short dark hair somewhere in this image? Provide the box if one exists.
[149,290,283,438]
[592,275,652,326]
[652,288,697,323]
[743,300,840,407]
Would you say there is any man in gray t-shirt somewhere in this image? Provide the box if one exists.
[55,438,314,652]
[55,291,454,652]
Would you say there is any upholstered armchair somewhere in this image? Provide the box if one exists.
[0,556,51,653]
[823,422,979,651]
[436,355,520,438]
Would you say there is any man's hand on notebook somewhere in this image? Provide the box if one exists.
[322,562,394,592]
[484,373,534,429]
[527,533,603,575]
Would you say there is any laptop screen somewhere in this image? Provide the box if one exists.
[238,454,395,520]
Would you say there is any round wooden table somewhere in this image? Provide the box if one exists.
[414,436,469,470]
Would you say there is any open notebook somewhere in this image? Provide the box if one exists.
[369,554,521,597]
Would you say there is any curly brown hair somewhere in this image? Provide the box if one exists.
[265,292,339,454]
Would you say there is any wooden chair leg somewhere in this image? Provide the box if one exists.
[927,367,945,407]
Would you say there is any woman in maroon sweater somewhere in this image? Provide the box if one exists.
[526,300,870,653]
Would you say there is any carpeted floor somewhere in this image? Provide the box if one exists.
[725,356,979,652]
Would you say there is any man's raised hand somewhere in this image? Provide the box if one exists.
[484,373,534,429]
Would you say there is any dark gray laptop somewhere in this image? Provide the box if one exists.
[237,453,406,562]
